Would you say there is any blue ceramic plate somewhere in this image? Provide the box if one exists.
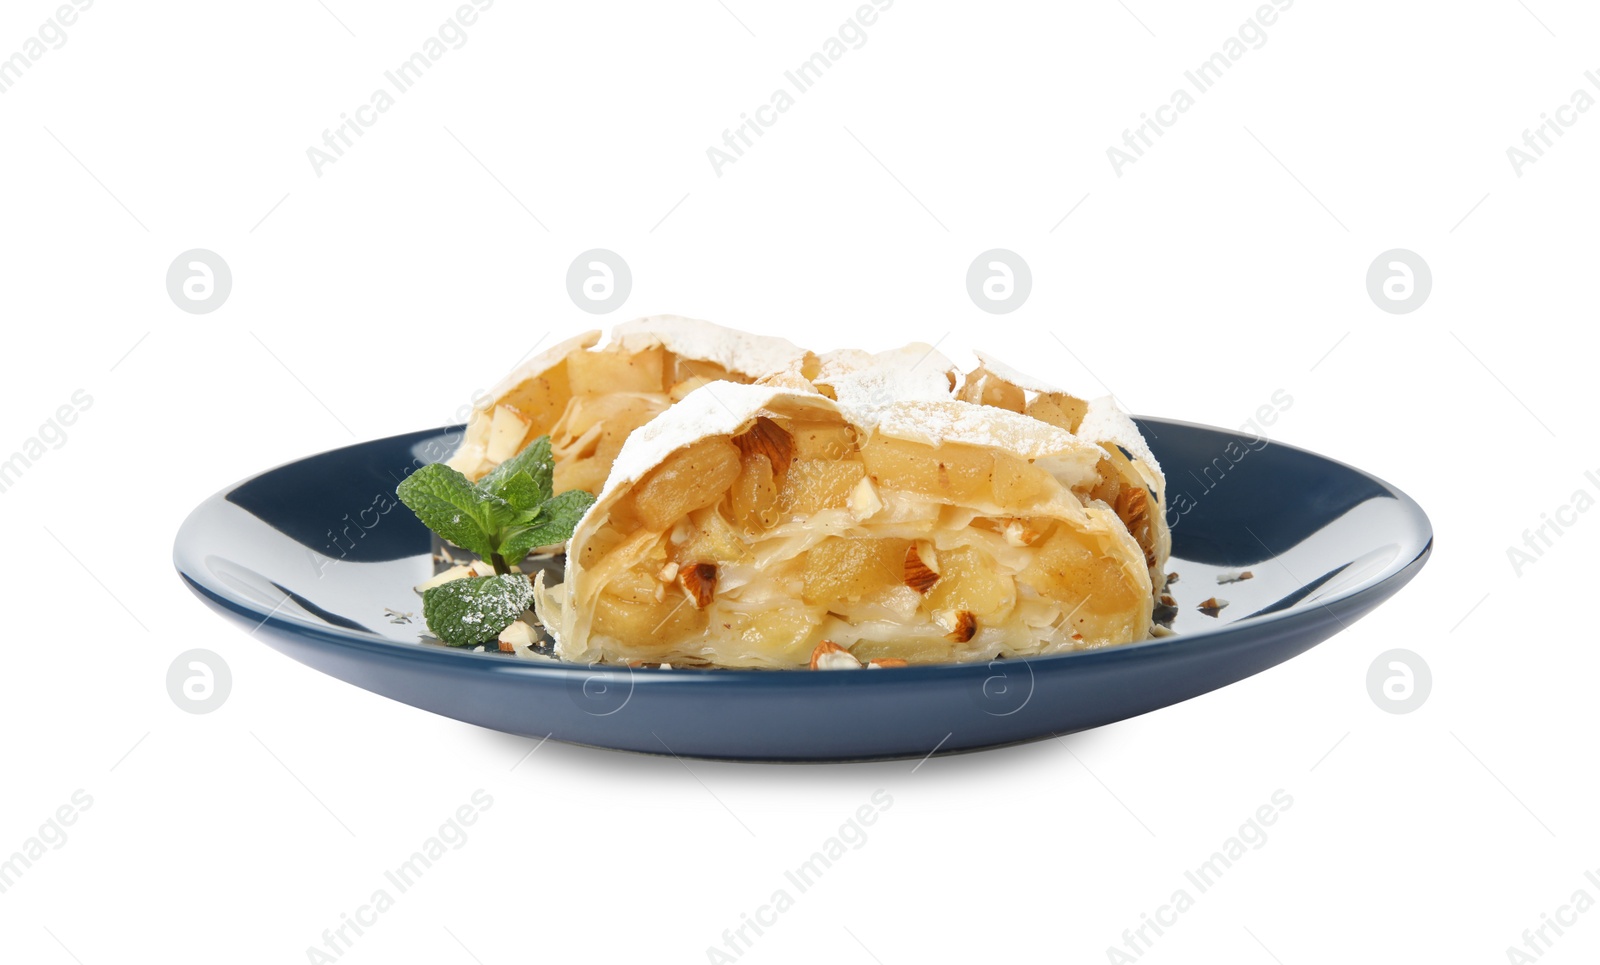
[175,420,1431,762]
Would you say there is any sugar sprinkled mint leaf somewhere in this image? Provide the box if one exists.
[422,574,534,646]
[396,464,516,560]
[496,471,545,512]
[399,435,597,642]
[479,436,553,505]
[497,489,597,563]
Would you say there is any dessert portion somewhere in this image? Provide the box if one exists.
[535,376,1158,668]
[412,324,1172,668]
[446,317,811,496]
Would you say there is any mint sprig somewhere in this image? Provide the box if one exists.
[497,489,597,563]
[398,436,597,573]
[479,436,554,507]
[395,463,515,561]
[397,435,597,645]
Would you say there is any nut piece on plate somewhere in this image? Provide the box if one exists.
[497,620,536,654]
[810,641,863,670]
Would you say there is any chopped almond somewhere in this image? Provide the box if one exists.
[810,640,863,670]
[1115,486,1156,567]
[732,416,794,478]
[1198,597,1228,617]
[1003,520,1040,547]
[678,562,717,609]
[497,620,536,654]
[415,564,474,593]
[847,475,883,521]
[903,544,940,594]
[868,658,909,669]
[946,610,977,643]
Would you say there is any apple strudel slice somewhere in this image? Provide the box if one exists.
[446,316,811,496]
[536,379,1156,668]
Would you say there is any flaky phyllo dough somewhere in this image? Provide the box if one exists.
[447,316,810,495]
[535,347,1170,668]
[956,351,1170,590]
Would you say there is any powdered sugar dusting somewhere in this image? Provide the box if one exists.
[1079,395,1160,474]
[874,399,1100,463]
[814,348,874,382]
[819,343,958,430]
[964,351,1161,475]
[611,316,809,381]
[971,350,1073,396]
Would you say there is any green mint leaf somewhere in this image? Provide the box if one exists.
[397,463,513,560]
[497,489,596,564]
[422,574,533,646]
[478,436,553,505]
[496,472,545,512]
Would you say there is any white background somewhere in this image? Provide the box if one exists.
[1,1,1595,962]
